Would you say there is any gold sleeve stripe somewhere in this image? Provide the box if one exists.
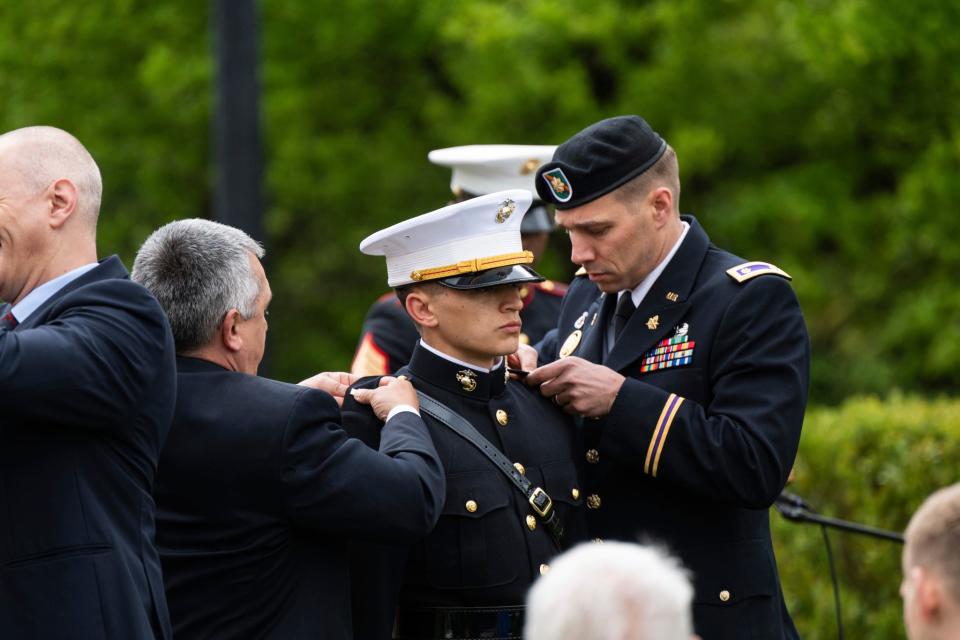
[652,396,684,477]
[644,395,677,475]
[643,393,684,477]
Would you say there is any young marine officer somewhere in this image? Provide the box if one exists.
[342,190,587,640]
[522,116,810,640]
[351,145,568,376]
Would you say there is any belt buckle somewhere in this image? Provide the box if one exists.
[528,486,553,517]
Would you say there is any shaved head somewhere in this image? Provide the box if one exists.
[0,126,102,233]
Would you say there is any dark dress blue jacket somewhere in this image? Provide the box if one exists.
[343,345,587,639]
[538,217,809,640]
[0,256,177,639]
[155,356,445,639]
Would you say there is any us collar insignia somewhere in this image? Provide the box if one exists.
[542,168,572,203]
[640,334,696,374]
[559,330,582,358]
[496,199,516,223]
[666,291,679,302]
[574,311,588,329]
[456,369,478,392]
[646,315,660,330]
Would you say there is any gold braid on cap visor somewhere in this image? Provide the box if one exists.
[410,250,534,282]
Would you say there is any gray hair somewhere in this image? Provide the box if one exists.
[0,126,103,232]
[525,542,694,640]
[132,218,265,353]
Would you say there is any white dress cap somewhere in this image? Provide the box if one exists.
[360,189,534,287]
[428,145,557,197]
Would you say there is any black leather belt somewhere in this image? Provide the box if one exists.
[394,605,525,640]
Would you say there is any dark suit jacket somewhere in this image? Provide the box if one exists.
[351,280,567,376]
[0,256,177,639]
[538,217,809,640]
[156,356,445,640]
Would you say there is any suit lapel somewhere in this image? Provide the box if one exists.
[603,216,710,373]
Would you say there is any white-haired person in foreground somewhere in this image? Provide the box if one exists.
[525,541,699,640]
[901,483,960,640]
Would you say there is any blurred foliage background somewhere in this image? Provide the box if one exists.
[2,1,959,636]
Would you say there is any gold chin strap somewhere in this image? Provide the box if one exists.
[410,250,534,282]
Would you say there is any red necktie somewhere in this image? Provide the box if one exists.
[0,308,17,331]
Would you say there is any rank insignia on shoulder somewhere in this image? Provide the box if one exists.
[639,334,695,374]
[726,261,792,283]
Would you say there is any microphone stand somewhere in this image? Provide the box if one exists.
[774,493,904,543]
[774,491,904,640]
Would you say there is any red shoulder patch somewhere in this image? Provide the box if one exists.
[536,280,568,297]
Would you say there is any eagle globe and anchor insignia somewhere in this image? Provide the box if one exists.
[456,369,478,392]
[495,199,516,224]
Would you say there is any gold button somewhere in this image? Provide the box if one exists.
[496,409,508,426]
[571,487,580,500]
[719,590,730,602]
[539,563,550,575]
[465,500,478,513]
[514,462,526,475]
[526,515,537,531]
[587,494,602,509]
[586,449,600,464]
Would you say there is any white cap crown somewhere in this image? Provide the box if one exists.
[360,189,534,287]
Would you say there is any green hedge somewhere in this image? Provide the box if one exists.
[772,395,960,639]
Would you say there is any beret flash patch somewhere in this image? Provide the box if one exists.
[542,168,572,203]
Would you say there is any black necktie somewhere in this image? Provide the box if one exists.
[613,293,635,341]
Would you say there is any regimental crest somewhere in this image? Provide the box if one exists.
[496,199,517,223]
[542,168,572,203]
[640,334,696,374]
[456,369,478,392]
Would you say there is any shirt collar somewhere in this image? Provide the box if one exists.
[10,263,99,324]
[418,339,504,373]
[623,220,690,307]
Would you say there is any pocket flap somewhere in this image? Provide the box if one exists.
[442,470,511,518]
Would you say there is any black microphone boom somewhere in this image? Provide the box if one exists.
[774,492,904,543]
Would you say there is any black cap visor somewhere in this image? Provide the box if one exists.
[438,264,544,290]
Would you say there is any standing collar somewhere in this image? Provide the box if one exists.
[10,262,98,324]
[408,341,508,399]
